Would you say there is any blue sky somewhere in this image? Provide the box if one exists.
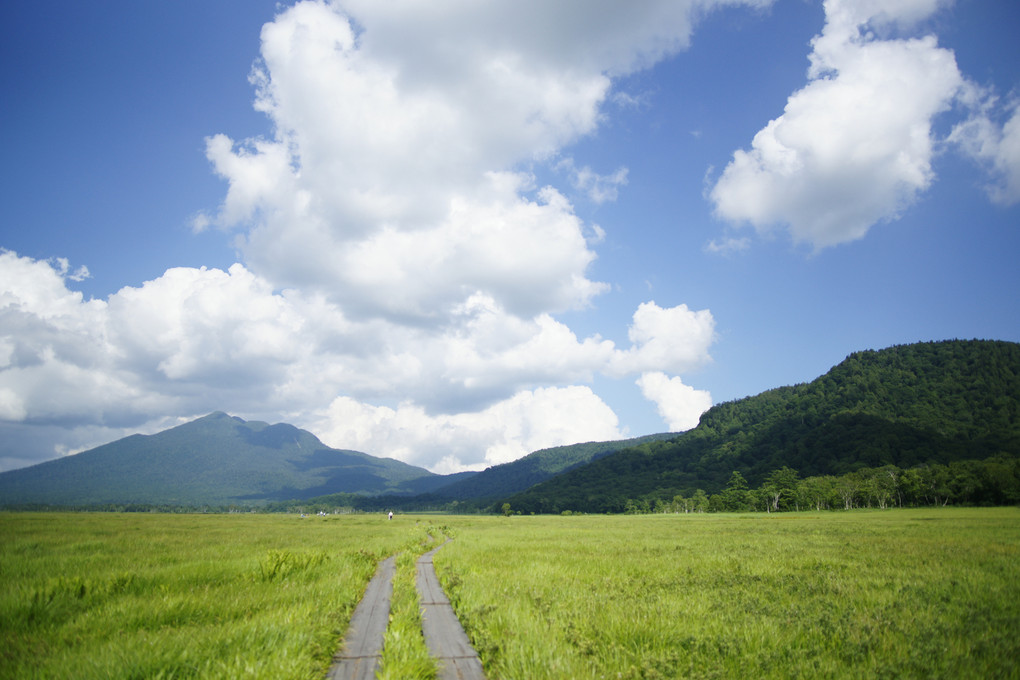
[1,0,1018,474]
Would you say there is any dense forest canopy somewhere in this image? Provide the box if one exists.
[503,340,1020,514]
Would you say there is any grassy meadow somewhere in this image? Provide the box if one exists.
[0,512,440,680]
[2,509,1018,679]
[434,508,1020,679]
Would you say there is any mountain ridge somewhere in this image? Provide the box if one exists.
[0,412,467,506]
[503,339,1020,513]
[430,432,680,501]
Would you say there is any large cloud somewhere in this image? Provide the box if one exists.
[0,251,715,472]
[609,301,716,377]
[204,0,771,315]
[709,0,966,249]
[315,386,622,474]
[7,1,808,473]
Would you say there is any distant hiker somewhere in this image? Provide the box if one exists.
[388,511,393,520]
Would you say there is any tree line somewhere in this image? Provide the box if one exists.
[621,455,1020,515]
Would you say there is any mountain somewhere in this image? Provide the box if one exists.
[429,432,678,502]
[0,412,472,507]
[504,340,1020,513]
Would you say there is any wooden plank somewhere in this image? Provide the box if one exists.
[326,555,396,680]
[417,543,487,680]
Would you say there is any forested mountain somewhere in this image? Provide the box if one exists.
[430,432,677,501]
[504,340,1020,514]
[0,412,471,507]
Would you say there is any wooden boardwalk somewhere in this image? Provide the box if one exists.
[326,555,395,680]
[417,543,486,680]
[327,541,485,680]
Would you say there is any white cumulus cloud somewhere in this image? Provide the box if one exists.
[4,0,794,473]
[315,386,622,474]
[0,250,716,472]
[709,0,965,249]
[609,301,716,376]
[636,371,713,432]
[206,0,772,317]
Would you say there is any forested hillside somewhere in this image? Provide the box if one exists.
[504,340,1020,513]
[431,432,677,501]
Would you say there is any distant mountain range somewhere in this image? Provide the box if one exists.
[2,339,1017,511]
[0,411,669,508]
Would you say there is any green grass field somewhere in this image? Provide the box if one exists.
[436,509,1020,679]
[2,508,1018,679]
[0,512,433,679]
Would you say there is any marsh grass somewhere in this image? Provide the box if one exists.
[5,509,1017,679]
[0,512,409,679]
[434,509,1020,679]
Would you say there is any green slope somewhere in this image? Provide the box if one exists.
[0,412,460,506]
[505,340,1020,513]
[430,432,678,501]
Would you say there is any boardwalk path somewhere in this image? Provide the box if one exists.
[417,542,486,680]
[327,540,485,680]
[326,555,395,680]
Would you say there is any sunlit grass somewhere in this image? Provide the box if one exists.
[4,509,1018,679]
[0,512,409,679]
[434,509,1020,679]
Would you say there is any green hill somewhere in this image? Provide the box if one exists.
[430,432,678,501]
[0,412,468,507]
[504,340,1020,513]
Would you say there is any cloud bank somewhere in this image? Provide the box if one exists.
[8,1,795,472]
[0,249,716,473]
[2,0,741,474]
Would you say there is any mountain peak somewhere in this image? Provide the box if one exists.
[0,412,450,507]
[199,411,244,423]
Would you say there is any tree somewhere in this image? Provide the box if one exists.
[692,489,709,513]
[920,464,952,506]
[948,460,980,504]
[836,473,861,510]
[752,487,773,513]
[671,494,685,513]
[708,493,724,513]
[900,467,925,506]
[881,464,903,507]
[720,471,751,512]
[501,502,512,517]
[624,499,646,514]
[867,466,899,509]
[797,476,835,511]
[763,466,800,512]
